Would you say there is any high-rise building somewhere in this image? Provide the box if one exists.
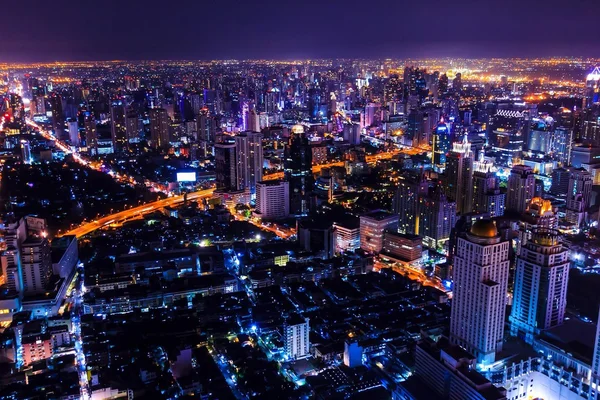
[67,119,79,146]
[585,66,600,108]
[472,160,505,217]
[283,314,310,360]
[343,341,363,368]
[359,210,398,254]
[343,123,361,145]
[125,109,139,142]
[110,102,127,152]
[149,108,170,149]
[214,142,238,192]
[20,140,31,164]
[297,220,335,260]
[333,219,360,254]
[197,110,218,155]
[566,168,593,227]
[507,165,535,213]
[21,236,52,295]
[509,229,569,344]
[551,127,573,165]
[418,187,456,249]
[550,167,573,196]
[432,120,451,167]
[284,125,313,216]
[234,132,263,194]
[445,137,474,214]
[255,180,289,220]
[517,197,558,255]
[487,104,533,165]
[84,113,98,156]
[393,169,429,235]
[450,219,510,365]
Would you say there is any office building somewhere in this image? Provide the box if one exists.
[472,160,505,217]
[551,127,573,165]
[550,167,573,196]
[359,210,398,254]
[393,169,429,235]
[84,113,98,156]
[418,187,456,249]
[20,140,31,164]
[255,180,289,220]
[510,229,569,344]
[234,132,263,194]
[125,109,139,142]
[150,108,170,149]
[487,103,532,165]
[67,119,79,146]
[507,164,535,213]
[284,314,310,360]
[284,124,313,216]
[214,142,238,192]
[343,123,361,145]
[566,168,593,227]
[450,219,510,365]
[396,337,507,400]
[110,102,127,152]
[333,219,360,254]
[343,341,363,368]
[382,231,422,263]
[432,120,451,167]
[297,220,335,260]
[21,237,52,295]
[445,137,474,214]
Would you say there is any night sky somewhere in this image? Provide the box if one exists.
[3,0,599,62]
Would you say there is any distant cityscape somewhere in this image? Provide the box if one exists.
[0,57,599,399]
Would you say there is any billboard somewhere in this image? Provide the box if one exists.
[177,172,197,182]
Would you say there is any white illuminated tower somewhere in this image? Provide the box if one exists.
[450,219,510,366]
[445,136,474,215]
[585,66,600,108]
[509,229,569,344]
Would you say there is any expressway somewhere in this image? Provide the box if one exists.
[262,149,401,181]
[373,257,449,294]
[60,189,215,238]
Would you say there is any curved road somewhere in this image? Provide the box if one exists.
[60,189,215,238]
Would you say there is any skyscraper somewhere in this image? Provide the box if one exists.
[197,110,217,156]
[150,108,170,149]
[110,102,127,152]
[450,219,510,365]
[418,186,457,249]
[509,229,569,344]
[566,168,593,227]
[472,160,505,217]
[432,119,451,167]
[214,142,238,192]
[84,113,98,156]
[125,108,139,142]
[284,125,313,216]
[507,164,535,213]
[445,137,474,214]
[21,237,52,294]
[234,132,263,194]
[393,169,429,235]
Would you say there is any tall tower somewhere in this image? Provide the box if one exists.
[149,108,170,149]
[84,113,98,156]
[393,169,429,235]
[509,229,569,344]
[566,168,592,227]
[234,132,263,194]
[432,119,451,168]
[214,142,238,192]
[507,164,535,213]
[450,219,510,366]
[445,137,474,214]
[284,124,313,216]
[472,160,505,217]
[110,102,127,152]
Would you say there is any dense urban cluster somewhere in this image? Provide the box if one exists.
[0,58,599,399]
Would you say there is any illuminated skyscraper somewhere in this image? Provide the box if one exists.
[84,113,98,156]
[445,137,474,214]
[507,165,535,213]
[234,132,263,194]
[585,66,600,108]
[110,102,127,152]
[450,219,510,366]
[20,140,31,164]
[285,124,313,216]
[150,108,170,149]
[393,169,429,235]
[125,108,139,142]
[566,168,593,227]
[214,142,238,192]
[472,160,505,217]
[67,119,79,146]
[432,119,451,167]
[509,229,569,343]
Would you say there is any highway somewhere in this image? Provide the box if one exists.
[373,257,449,294]
[262,149,401,181]
[60,189,215,237]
